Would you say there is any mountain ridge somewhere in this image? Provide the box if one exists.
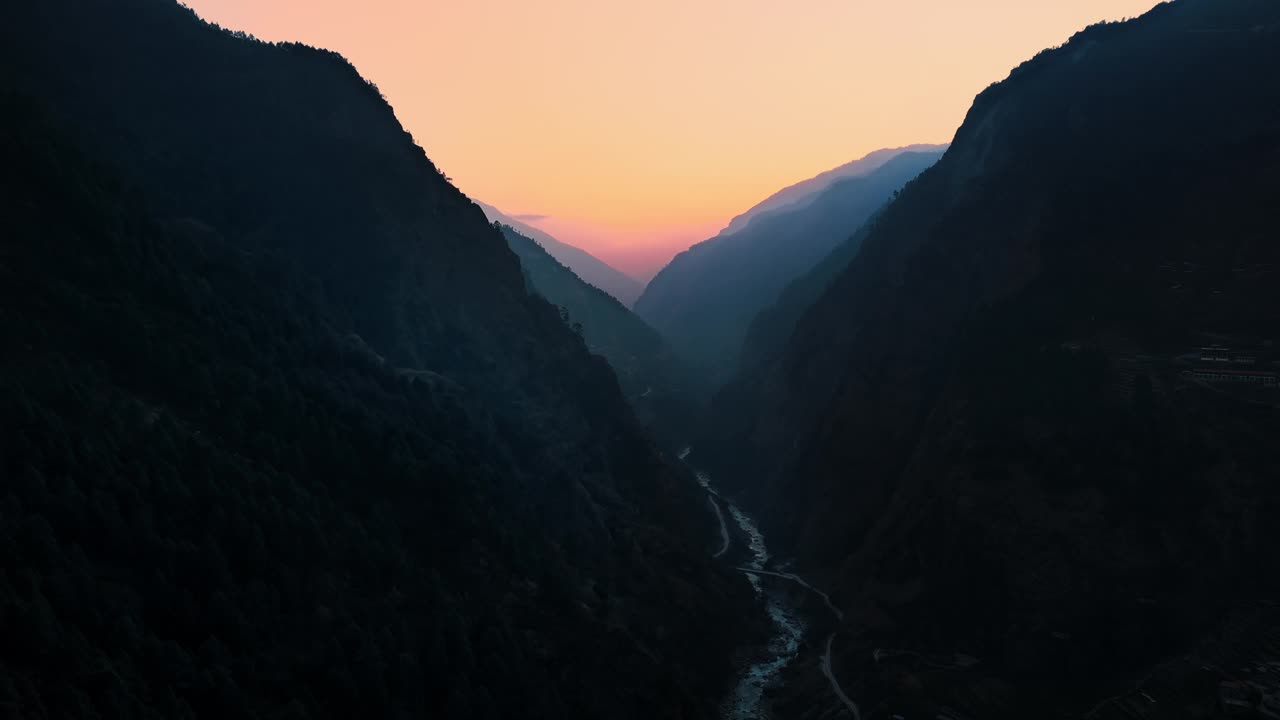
[636,148,945,385]
[496,222,700,446]
[477,201,645,307]
[701,0,1280,714]
[0,0,757,716]
[717,143,949,238]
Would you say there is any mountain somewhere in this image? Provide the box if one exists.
[496,223,699,447]
[477,201,645,307]
[736,214,881,374]
[0,1,758,717]
[717,144,948,238]
[701,0,1280,715]
[635,149,944,385]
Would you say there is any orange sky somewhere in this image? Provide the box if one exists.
[183,0,1161,280]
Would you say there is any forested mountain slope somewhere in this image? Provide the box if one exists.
[702,0,1280,714]
[0,0,755,717]
[635,150,943,385]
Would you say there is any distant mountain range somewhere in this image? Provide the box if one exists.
[477,201,645,307]
[717,143,948,238]
[495,223,699,446]
[635,148,945,385]
[737,211,881,375]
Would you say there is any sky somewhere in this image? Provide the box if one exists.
[183,0,1161,281]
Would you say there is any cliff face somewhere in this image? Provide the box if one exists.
[704,0,1280,711]
[0,0,755,717]
[635,150,943,386]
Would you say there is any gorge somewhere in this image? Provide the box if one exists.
[4,0,1280,718]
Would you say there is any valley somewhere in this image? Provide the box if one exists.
[4,0,1280,718]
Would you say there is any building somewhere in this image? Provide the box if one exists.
[1200,346,1260,365]
[1185,367,1278,385]
[1201,346,1234,363]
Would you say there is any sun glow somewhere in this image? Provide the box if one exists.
[182,0,1160,280]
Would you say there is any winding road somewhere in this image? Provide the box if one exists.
[823,634,861,720]
[694,470,732,559]
[738,568,859,720]
[735,568,844,622]
[680,447,860,719]
[708,496,730,559]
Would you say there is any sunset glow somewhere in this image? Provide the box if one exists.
[182,0,1162,279]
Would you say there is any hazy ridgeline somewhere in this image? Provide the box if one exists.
[636,149,944,387]
[497,224,700,447]
[479,202,646,309]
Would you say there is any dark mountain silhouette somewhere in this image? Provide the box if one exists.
[701,0,1280,714]
[717,143,949,238]
[477,201,645,307]
[635,149,944,385]
[496,223,699,447]
[0,1,758,717]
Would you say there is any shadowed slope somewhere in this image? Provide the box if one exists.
[703,0,1280,714]
[497,223,700,447]
[635,150,944,385]
[0,0,757,716]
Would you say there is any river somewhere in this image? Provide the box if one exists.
[684,451,806,719]
[682,448,860,720]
